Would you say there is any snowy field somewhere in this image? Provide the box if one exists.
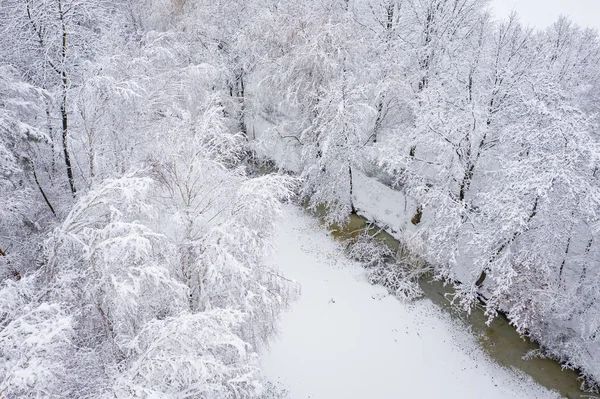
[261,205,560,399]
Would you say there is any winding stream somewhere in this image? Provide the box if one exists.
[326,212,589,399]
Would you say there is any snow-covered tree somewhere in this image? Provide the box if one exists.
[114,310,263,398]
[0,66,55,281]
[0,0,110,195]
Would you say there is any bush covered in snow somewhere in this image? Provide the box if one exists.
[346,231,425,301]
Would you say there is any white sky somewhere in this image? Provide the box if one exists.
[489,0,600,31]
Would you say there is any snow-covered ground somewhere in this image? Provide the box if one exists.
[261,205,560,399]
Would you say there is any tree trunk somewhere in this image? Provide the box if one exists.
[31,161,56,215]
[371,98,384,144]
[87,129,95,181]
[386,3,394,31]
[558,232,573,285]
[238,71,246,137]
[458,162,474,202]
[368,2,394,145]
[45,107,57,178]
[349,163,356,214]
[59,0,76,196]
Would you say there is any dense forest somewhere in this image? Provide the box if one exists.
[1,0,599,397]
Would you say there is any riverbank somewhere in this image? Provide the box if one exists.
[261,204,560,399]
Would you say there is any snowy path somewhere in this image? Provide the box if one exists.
[261,205,560,399]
